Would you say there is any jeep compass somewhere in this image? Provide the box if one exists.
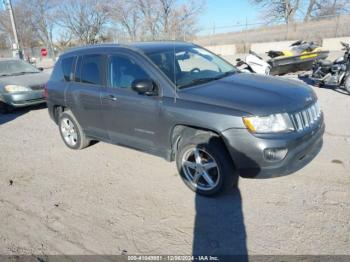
[46,42,324,196]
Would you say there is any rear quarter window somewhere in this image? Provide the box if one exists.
[50,56,75,82]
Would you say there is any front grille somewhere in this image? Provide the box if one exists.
[290,101,321,132]
[30,84,44,90]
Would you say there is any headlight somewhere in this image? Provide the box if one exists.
[4,85,31,93]
[243,113,294,133]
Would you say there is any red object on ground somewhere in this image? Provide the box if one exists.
[41,48,48,57]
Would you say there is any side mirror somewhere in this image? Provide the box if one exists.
[38,67,44,71]
[131,79,157,96]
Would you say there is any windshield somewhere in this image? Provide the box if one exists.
[0,60,40,77]
[147,46,236,88]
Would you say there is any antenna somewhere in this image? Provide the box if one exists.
[173,34,177,103]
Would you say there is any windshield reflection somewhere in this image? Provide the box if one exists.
[147,46,236,88]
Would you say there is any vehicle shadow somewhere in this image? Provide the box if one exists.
[0,103,47,125]
[191,131,322,259]
[193,188,248,260]
[191,137,248,261]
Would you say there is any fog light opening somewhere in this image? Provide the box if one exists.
[264,148,288,162]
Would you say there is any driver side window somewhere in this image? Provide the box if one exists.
[109,55,150,90]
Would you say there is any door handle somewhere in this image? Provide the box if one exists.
[103,94,118,101]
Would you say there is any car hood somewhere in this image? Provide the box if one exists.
[178,73,316,115]
[0,72,50,88]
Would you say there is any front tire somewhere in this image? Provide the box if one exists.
[176,133,237,196]
[58,110,90,150]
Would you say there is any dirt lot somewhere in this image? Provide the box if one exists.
[0,75,349,256]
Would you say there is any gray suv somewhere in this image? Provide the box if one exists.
[46,42,324,196]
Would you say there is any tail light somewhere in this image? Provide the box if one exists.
[43,83,48,99]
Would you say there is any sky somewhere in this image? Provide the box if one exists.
[0,0,260,37]
[198,0,259,35]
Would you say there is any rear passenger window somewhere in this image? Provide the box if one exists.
[80,55,103,85]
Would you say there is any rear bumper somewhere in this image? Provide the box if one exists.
[2,91,45,107]
[222,118,325,178]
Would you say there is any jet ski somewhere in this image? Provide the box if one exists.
[236,50,271,75]
[267,40,329,75]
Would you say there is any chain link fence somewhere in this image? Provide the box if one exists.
[194,14,350,49]
[1,13,350,60]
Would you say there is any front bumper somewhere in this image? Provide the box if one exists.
[1,91,45,107]
[222,117,325,178]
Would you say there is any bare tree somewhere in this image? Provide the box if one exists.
[304,0,318,21]
[0,1,39,50]
[54,30,74,51]
[111,0,204,41]
[137,0,161,40]
[302,0,350,21]
[23,0,58,57]
[251,0,301,24]
[170,0,204,40]
[110,0,142,41]
[159,0,174,36]
[57,0,111,45]
[313,0,350,17]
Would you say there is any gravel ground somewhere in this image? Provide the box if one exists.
[0,75,349,256]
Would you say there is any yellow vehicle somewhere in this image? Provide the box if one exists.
[267,41,329,75]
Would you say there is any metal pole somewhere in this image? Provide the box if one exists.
[3,0,21,59]
[245,17,248,53]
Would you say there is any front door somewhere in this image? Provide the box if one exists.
[101,54,162,152]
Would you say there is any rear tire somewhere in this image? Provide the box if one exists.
[176,133,237,196]
[58,110,90,150]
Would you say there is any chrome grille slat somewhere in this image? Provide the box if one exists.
[296,113,303,131]
[290,102,321,132]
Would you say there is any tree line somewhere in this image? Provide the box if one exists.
[251,0,349,24]
[0,0,204,56]
[0,0,349,57]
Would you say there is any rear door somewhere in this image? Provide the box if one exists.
[100,53,162,152]
[67,54,108,140]
[48,56,75,108]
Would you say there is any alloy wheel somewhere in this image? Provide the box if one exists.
[60,118,78,147]
[181,147,220,191]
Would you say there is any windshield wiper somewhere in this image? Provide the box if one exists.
[177,70,236,89]
[215,70,236,79]
[178,77,219,89]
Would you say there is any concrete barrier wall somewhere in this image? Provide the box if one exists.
[204,45,237,56]
[250,40,297,53]
[205,36,350,58]
[322,37,350,51]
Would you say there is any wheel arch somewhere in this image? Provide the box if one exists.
[170,124,235,167]
[52,105,67,124]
